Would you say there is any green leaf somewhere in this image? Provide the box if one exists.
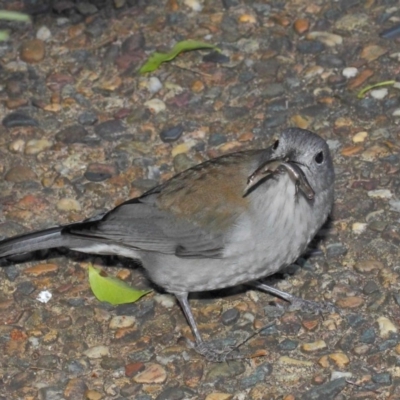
[139,40,219,74]
[0,31,9,41]
[357,80,396,99]
[0,11,31,22]
[88,265,151,305]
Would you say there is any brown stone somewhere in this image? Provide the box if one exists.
[347,69,374,90]
[336,296,364,308]
[4,166,37,182]
[293,18,309,34]
[20,39,45,63]
[125,362,145,377]
[23,263,59,276]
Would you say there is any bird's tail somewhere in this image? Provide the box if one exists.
[0,227,66,258]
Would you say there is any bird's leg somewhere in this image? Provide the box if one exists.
[174,293,243,362]
[248,281,338,315]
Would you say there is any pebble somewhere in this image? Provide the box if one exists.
[328,353,350,368]
[9,139,25,153]
[370,88,388,99]
[326,243,347,257]
[372,372,392,385]
[221,308,240,325]
[5,166,37,182]
[23,263,58,276]
[84,345,110,359]
[76,2,98,15]
[3,112,39,128]
[352,222,367,235]
[377,316,397,338]
[239,363,272,389]
[56,125,89,143]
[133,363,167,384]
[354,260,383,273]
[144,99,166,114]
[203,51,230,64]
[301,340,327,352]
[94,119,127,141]
[84,163,117,182]
[160,125,184,142]
[154,294,175,308]
[184,0,203,11]
[293,18,309,34]
[367,189,392,199]
[56,198,81,212]
[109,316,136,329]
[297,40,325,54]
[331,371,352,380]
[20,39,46,63]
[207,361,245,380]
[361,44,387,62]
[205,394,233,400]
[360,327,376,344]
[336,296,364,309]
[306,31,343,46]
[148,77,163,94]
[25,139,52,155]
[335,14,369,31]
[78,111,98,125]
[36,26,51,41]
[352,131,368,143]
[342,67,358,79]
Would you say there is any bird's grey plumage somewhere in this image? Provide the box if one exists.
[0,127,335,361]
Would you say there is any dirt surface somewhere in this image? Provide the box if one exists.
[1,0,400,399]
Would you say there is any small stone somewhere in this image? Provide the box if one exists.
[109,316,136,329]
[221,308,240,325]
[9,139,25,153]
[56,125,89,143]
[367,189,392,199]
[352,131,368,143]
[94,119,127,141]
[85,390,102,400]
[184,0,203,11]
[372,372,392,385]
[100,356,124,370]
[331,371,352,380]
[36,26,51,41]
[125,362,145,377]
[352,222,367,235]
[354,260,383,273]
[370,88,388,99]
[278,339,299,351]
[297,40,325,54]
[342,67,358,78]
[76,2,98,15]
[336,296,364,309]
[134,363,167,384]
[328,353,350,368]
[56,198,82,212]
[84,163,117,182]
[205,394,233,400]
[203,51,230,64]
[154,294,175,308]
[278,356,313,366]
[160,125,184,142]
[25,139,53,155]
[335,14,369,31]
[84,345,110,359]
[23,263,58,276]
[306,31,343,46]
[3,112,39,128]
[191,80,204,92]
[341,145,363,156]
[144,99,166,114]
[5,166,37,182]
[377,316,397,338]
[360,327,376,343]
[209,133,227,146]
[293,18,309,34]
[78,111,98,126]
[173,153,195,172]
[148,77,163,94]
[361,44,387,62]
[301,340,327,352]
[347,69,374,90]
[326,243,347,257]
[20,39,45,63]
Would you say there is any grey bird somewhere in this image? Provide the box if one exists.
[0,128,335,361]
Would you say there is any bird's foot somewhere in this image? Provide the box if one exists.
[288,296,339,315]
[185,338,244,363]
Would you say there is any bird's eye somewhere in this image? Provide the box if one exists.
[315,151,324,164]
[272,139,279,150]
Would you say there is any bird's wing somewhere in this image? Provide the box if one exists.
[67,150,262,258]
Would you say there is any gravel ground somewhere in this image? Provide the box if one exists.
[1,0,400,399]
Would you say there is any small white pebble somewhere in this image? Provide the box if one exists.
[377,316,397,338]
[148,77,163,94]
[242,312,255,323]
[9,139,25,153]
[37,290,52,303]
[184,0,203,11]
[144,98,166,114]
[84,345,110,359]
[352,131,368,143]
[56,198,82,212]
[367,189,393,199]
[109,316,136,329]
[331,371,353,381]
[392,108,400,117]
[154,294,175,308]
[28,337,40,347]
[352,222,367,235]
[342,67,358,78]
[36,26,51,41]
[370,88,388,99]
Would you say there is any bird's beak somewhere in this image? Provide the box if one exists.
[243,159,315,200]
